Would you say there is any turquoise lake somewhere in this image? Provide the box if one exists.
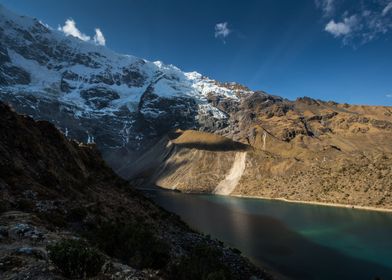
[146,190,392,280]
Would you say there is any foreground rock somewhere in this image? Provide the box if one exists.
[0,102,273,280]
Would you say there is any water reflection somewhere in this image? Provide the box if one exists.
[147,190,392,280]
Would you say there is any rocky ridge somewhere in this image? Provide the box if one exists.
[132,98,392,210]
[0,102,272,279]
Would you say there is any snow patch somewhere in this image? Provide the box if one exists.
[8,49,61,89]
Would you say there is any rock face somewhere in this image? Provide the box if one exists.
[0,5,256,173]
[0,102,271,280]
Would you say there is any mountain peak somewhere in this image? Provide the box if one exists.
[0,4,262,170]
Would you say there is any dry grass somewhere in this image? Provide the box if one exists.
[171,130,249,151]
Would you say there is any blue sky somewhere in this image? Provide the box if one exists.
[1,0,392,105]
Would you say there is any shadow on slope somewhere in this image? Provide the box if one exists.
[169,129,249,151]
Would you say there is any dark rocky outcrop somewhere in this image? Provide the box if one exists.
[138,85,199,135]
[80,87,120,109]
[0,102,273,280]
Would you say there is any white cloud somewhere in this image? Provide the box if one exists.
[93,28,106,46]
[58,19,107,46]
[58,19,90,41]
[325,20,351,37]
[214,22,231,42]
[317,0,392,46]
[325,16,357,37]
[386,94,392,98]
[382,1,392,16]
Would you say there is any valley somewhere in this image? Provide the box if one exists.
[1,3,392,279]
[1,3,391,210]
[0,102,270,279]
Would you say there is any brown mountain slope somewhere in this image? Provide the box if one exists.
[0,102,272,280]
[129,130,249,193]
[132,97,392,210]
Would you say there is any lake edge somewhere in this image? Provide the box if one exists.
[231,194,392,213]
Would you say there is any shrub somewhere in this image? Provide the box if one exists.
[206,271,229,280]
[67,207,88,222]
[0,200,8,214]
[86,221,170,269]
[16,199,35,211]
[38,211,67,228]
[230,247,242,255]
[47,239,104,279]
[172,244,232,280]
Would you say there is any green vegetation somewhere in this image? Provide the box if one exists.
[0,200,8,214]
[66,206,88,222]
[16,198,35,211]
[86,221,170,269]
[47,239,104,279]
[38,211,67,228]
[172,244,232,280]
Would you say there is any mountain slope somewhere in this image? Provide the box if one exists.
[132,99,392,210]
[129,130,249,192]
[0,102,272,279]
[0,4,258,172]
[1,5,392,210]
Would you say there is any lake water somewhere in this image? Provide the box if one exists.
[145,189,392,280]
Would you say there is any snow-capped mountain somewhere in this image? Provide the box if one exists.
[0,4,268,170]
[2,4,392,212]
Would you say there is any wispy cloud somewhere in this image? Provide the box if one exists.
[315,0,335,17]
[383,1,392,16]
[214,22,231,43]
[58,19,106,46]
[93,28,106,46]
[58,19,90,41]
[386,94,392,98]
[316,0,392,46]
